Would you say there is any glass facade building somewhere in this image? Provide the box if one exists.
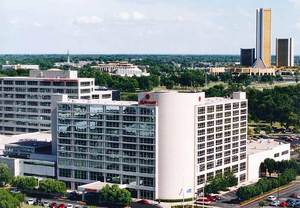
[56,102,157,199]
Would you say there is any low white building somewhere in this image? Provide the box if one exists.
[247,139,290,182]
[2,64,40,70]
[92,61,150,77]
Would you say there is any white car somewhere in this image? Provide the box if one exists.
[267,195,277,201]
[43,201,49,207]
[66,204,73,208]
[269,200,280,206]
[27,199,34,205]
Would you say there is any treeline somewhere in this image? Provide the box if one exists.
[237,169,297,201]
[247,85,300,128]
[236,159,299,201]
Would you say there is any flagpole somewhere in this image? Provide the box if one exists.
[183,188,185,208]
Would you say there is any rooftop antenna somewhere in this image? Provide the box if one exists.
[67,50,70,65]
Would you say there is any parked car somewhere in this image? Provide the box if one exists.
[267,195,277,201]
[10,188,20,194]
[27,199,35,205]
[34,198,42,205]
[136,199,151,205]
[286,199,295,207]
[269,200,280,206]
[279,201,288,207]
[57,204,65,208]
[195,198,212,205]
[50,202,58,208]
[205,194,219,202]
[291,193,300,199]
[66,204,73,208]
[42,201,49,207]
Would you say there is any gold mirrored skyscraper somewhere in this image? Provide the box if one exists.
[254,8,271,68]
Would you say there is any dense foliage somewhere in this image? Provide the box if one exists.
[0,163,12,186]
[12,176,38,190]
[261,158,300,176]
[0,189,24,208]
[247,85,300,128]
[99,184,132,207]
[204,172,238,194]
[39,179,66,194]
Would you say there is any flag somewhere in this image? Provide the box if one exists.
[179,188,183,196]
[186,188,192,194]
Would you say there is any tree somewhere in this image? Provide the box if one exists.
[263,158,276,176]
[12,176,38,190]
[0,163,12,186]
[0,189,23,208]
[99,184,131,207]
[39,179,66,194]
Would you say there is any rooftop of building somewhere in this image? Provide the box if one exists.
[7,140,51,149]
[0,132,51,155]
[60,98,138,106]
[247,139,290,155]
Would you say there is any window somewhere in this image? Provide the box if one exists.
[225,103,231,110]
[282,150,289,155]
[197,175,205,185]
[207,114,214,120]
[240,173,246,182]
[232,165,238,173]
[198,122,205,128]
[198,116,205,122]
[233,102,239,109]
[207,121,214,127]
[198,136,205,143]
[74,170,87,179]
[216,105,223,112]
[274,153,280,157]
[198,107,205,114]
[59,169,71,178]
[240,162,246,171]
[207,106,214,113]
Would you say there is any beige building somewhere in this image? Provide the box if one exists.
[254,8,271,68]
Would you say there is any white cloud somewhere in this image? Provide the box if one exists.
[73,16,103,25]
[118,12,131,20]
[132,11,145,20]
[117,11,146,21]
[289,0,300,7]
[33,22,42,27]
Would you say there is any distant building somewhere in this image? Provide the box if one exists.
[91,61,150,77]
[247,139,290,182]
[2,64,39,70]
[254,8,272,68]
[240,48,255,67]
[276,38,294,67]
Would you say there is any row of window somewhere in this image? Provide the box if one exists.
[198,102,247,114]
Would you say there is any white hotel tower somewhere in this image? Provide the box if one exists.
[53,91,247,200]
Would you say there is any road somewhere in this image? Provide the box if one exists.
[241,181,300,208]
[212,180,300,208]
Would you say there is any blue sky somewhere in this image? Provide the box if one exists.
[1,0,299,54]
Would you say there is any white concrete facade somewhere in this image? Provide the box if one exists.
[247,139,290,182]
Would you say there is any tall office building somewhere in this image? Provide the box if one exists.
[254,8,271,68]
[240,48,255,67]
[276,38,294,67]
[0,69,112,135]
[53,91,247,200]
